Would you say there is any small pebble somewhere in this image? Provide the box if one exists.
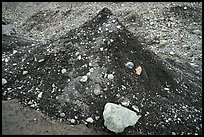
[169,51,175,55]
[132,105,140,112]
[135,66,142,75]
[37,92,43,99]
[60,112,66,117]
[70,119,76,123]
[38,59,45,63]
[5,58,9,63]
[23,71,28,75]
[172,132,176,135]
[80,76,88,82]
[160,40,167,46]
[2,78,7,85]
[164,87,170,91]
[125,62,134,69]
[13,50,17,54]
[89,68,94,73]
[61,69,67,74]
[86,117,94,123]
[107,74,114,80]
[121,101,130,107]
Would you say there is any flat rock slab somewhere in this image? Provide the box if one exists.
[103,103,141,133]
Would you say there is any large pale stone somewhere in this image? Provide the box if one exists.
[103,103,141,133]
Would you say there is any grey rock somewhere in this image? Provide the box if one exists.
[70,119,76,123]
[2,78,7,85]
[86,117,94,123]
[107,74,114,80]
[38,59,45,63]
[80,75,88,82]
[94,84,101,96]
[23,71,28,75]
[60,112,66,117]
[193,30,202,35]
[103,103,141,133]
[2,24,16,35]
[61,68,67,74]
[125,62,134,69]
[160,39,167,46]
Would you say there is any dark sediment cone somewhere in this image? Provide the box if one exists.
[2,8,202,135]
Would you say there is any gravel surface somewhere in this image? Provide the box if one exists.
[2,2,202,135]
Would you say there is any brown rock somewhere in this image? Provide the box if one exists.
[135,66,142,75]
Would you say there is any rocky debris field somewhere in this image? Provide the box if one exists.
[2,2,202,135]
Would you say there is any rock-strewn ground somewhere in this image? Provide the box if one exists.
[2,2,202,135]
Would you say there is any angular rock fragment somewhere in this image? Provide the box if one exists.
[103,103,141,133]
[135,66,142,75]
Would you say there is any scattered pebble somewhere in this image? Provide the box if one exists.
[169,51,175,55]
[77,55,82,60]
[80,75,88,82]
[132,105,140,112]
[164,87,170,91]
[89,68,94,73]
[2,78,7,85]
[70,119,76,124]
[94,84,101,95]
[86,117,94,123]
[121,100,130,107]
[61,68,67,73]
[125,62,134,69]
[184,6,187,10]
[23,71,28,75]
[95,116,100,120]
[160,39,167,46]
[135,66,142,75]
[107,74,114,80]
[37,92,43,99]
[89,62,92,66]
[13,50,17,54]
[60,112,65,117]
[172,132,176,135]
[38,59,45,63]
[5,58,9,63]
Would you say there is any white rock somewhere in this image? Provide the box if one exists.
[103,103,141,133]
[5,58,9,63]
[86,117,94,123]
[80,76,88,82]
[95,116,100,120]
[23,71,28,75]
[60,112,65,117]
[164,87,170,90]
[37,92,43,99]
[89,63,92,66]
[38,59,45,63]
[70,119,76,123]
[13,50,17,54]
[125,62,134,69]
[61,69,67,74]
[77,55,82,60]
[169,51,175,55]
[132,105,140,112]
[2,78,7,85]
[107,74,114,80]
[94,84,101,95]
[121,101,130,107]
[86,72,91,76]
[160,40,167,46]
[89,68,94,73]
